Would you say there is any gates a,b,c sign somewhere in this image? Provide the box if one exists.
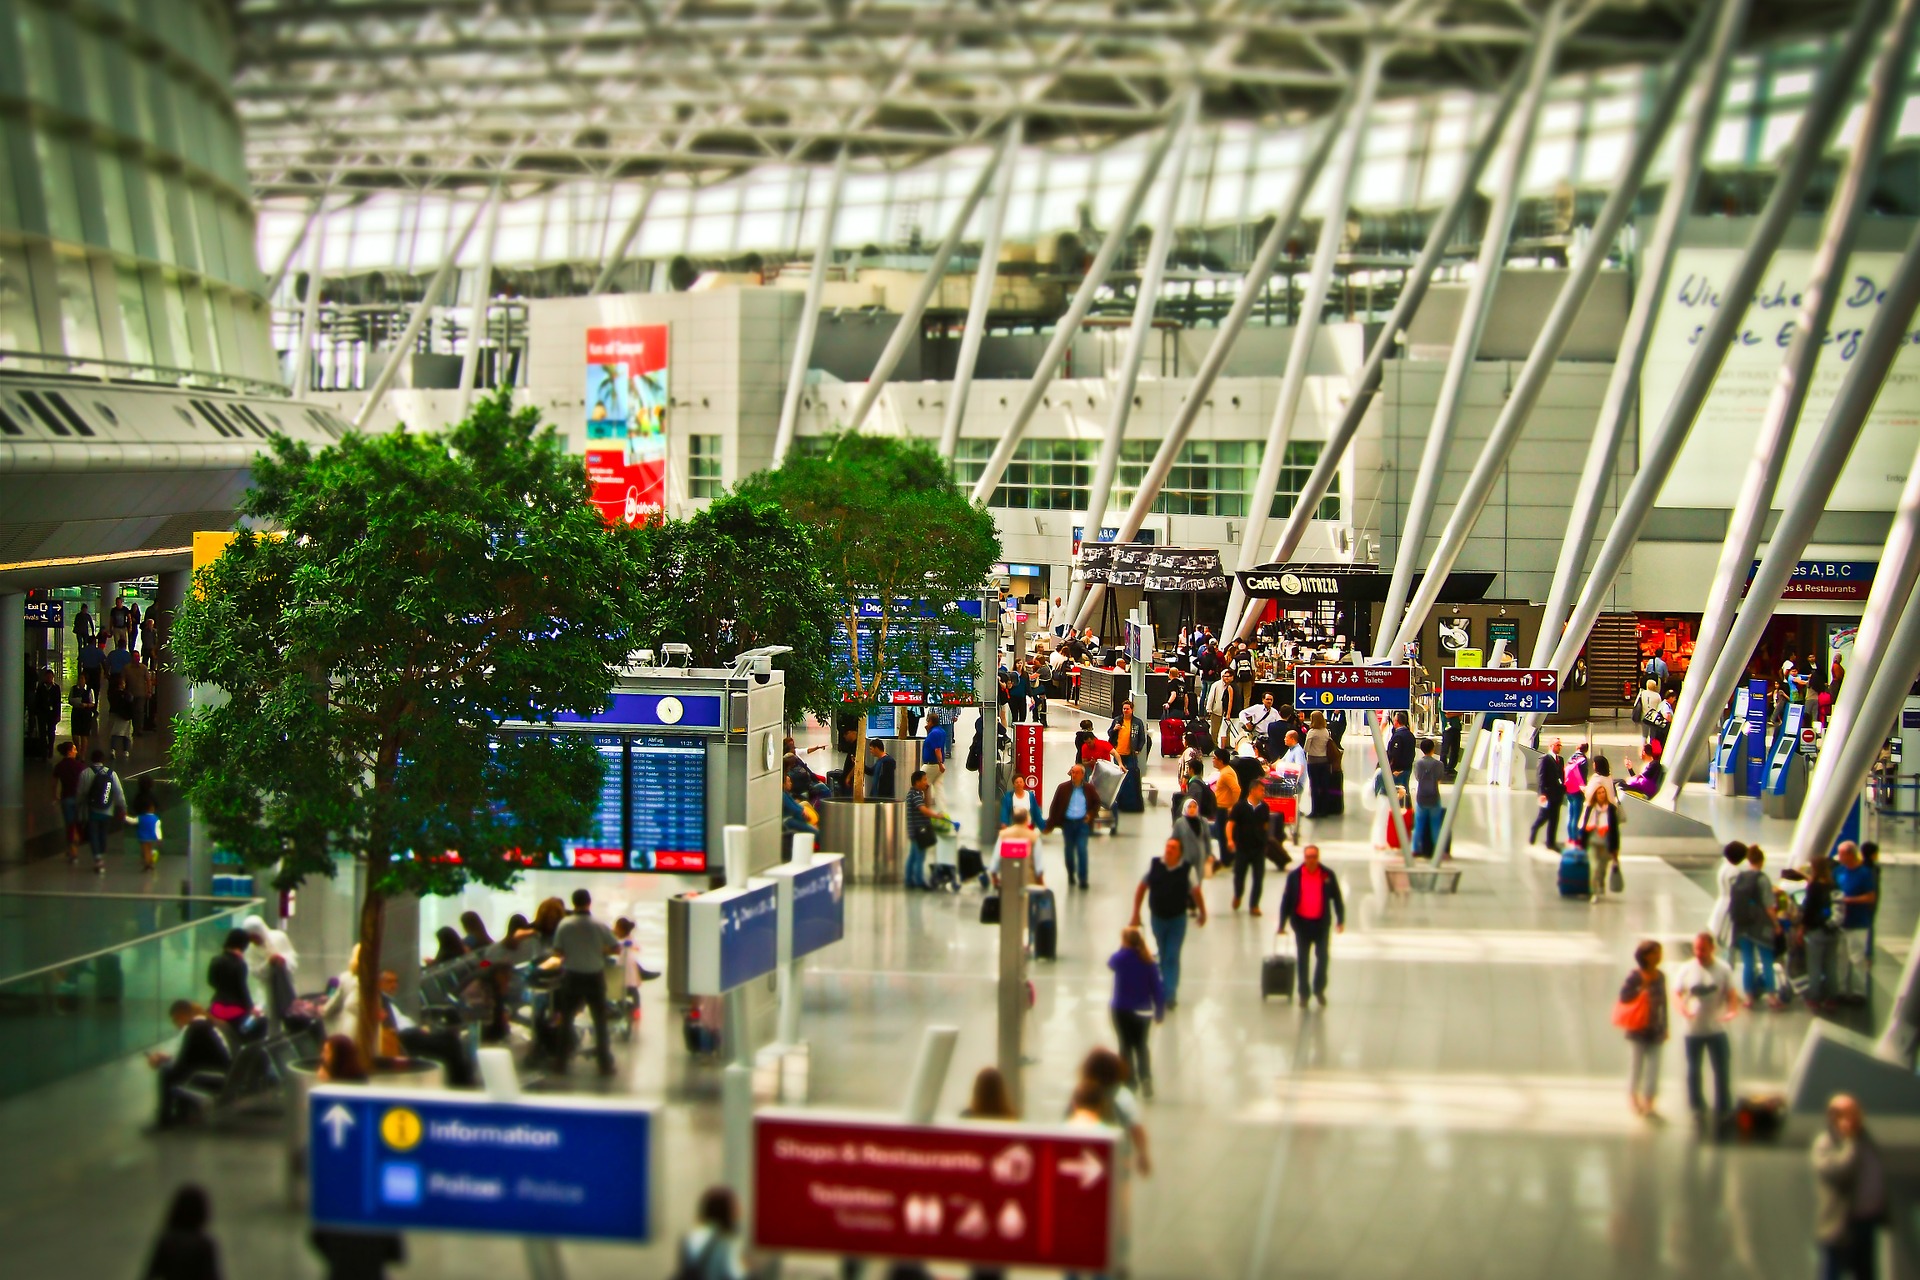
[309,1087,654,1242]
[1291,665,1412,711]
[1440,668,1560,714]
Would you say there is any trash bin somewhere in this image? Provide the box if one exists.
[667,892,697,1005]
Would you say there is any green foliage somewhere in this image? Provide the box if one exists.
[623,492,838,720]
[170,391,647,898]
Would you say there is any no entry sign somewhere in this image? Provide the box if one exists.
[1291,664,1413,711]
[1440,667,1561,714]
[753,1111,1119,1271]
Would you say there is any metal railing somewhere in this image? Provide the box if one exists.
[0,349,292,400]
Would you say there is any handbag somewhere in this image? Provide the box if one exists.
[1611,985,1651,1032]
[1608,861,1624,893]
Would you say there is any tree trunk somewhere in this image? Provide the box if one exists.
[852,713,868,802]
[355,884,386,1069]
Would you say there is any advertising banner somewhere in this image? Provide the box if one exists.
[585,325,669,526]
[1643,249,1920,511]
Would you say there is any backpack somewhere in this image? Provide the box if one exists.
[87,766,115,812]
[671,1234,723,1280]
[1730,869,1769,932]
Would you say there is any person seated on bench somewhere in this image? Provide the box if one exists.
[146,1000,232,1130]
[378,970,474,1087]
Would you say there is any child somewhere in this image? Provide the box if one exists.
[1030,685,1048,727]
[612,917,643,1030]
[135,796,161,871]
[1073,719,1096,759]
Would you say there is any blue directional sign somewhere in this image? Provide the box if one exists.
[309,1088,654,1242]
[789,857,846,960]
[687,880,780,995]
[1439,668,1561,714]
[1746,678,1769,793]
[24,600,63,627]
[1291,664,1412,711]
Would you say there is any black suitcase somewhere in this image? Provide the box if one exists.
[979,893,1001,925]
[1033,918,1058,961]
[927,864,960,893]
[957,846,985,884]
[1261,952,1296,1000]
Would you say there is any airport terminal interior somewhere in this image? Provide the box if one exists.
[12,0,1920,1276]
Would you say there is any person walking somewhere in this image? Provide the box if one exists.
[1410,738,1445,859]
[1674,931,1739,1136]
[551,888,619,1076]
[1530,737,1567,848]
[1226,778,1271,915]
[1129,837,1206,1009]
[1277,844,1345,1006]
[1563,742,1589,842]
[1108,926,1166,1097]
[1633,678,1662,747]
[1708,841,1749,950]
[1583,762,1620,905]
[1302,711,1334,816]
[1239,693,1281,754]
[1835,841,1878,1002]
[1802,855,1844,1015]
[921,711,950,811]
[1813,1095,1886,1280]
[1728,845,1788,1010]
[1047,762,1101,890]
[1172,795,1210,876]
[1208,748,1241,875]
[81,748,126,874]
[676,1186,752,1279]
[1107,700,1147,812]
[143,1185,223,1280]
[1385,712,1416,797]
[904,769,938,891]
[1204,669,1231,746]
[1615,939,1669,1118]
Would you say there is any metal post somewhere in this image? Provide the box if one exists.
[289,204,330,394]
[777,834,815,1048]
[0,592,21,861]
[1085,71,1368,629]
[353,192,494,429]
[589,180,660,296]
[264,194,326,303]
[1384,0,1728,662]
[901,1025,961,1123]
[720,824,756,1229]
[459,183,507,412]
[1431,639,1506,860]
[1366,0,1567,654]
[1543,0,1888,686]
[1523,0,1748,697]
[975,592,1003,876]
[940,118,1025,459]
[771,147,851,466]
[845,125,1020,435]
[967,116,1184,504]
[997,853,1028,1116]
[1664,214,1920,808]
[1665,0,1920,791]
[1060,89,1200,626]
[153,569,187,724]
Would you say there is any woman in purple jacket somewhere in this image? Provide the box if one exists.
[1108,926,1166,1097]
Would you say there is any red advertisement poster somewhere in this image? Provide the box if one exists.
[585,324,668,526]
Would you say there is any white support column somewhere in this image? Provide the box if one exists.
[590,180,660,297]
[1665,213,1920,808]
[771,147,851,467]
[967,116,1184,504]
[845,124,1020,436]
[1665,0,1920,792]
[1383,0,1730,662]
[1365,0,1567,654]
[353,192,495,430]
[1254,53,1538,576]
[1074,80,1363,609]
[289,204,330,395]
[940,118,1024,459]
[1523,0,1747,687]
[1060,89,1201,626]
[264,194,327,302]
[1215,48,1392,641]
[1543,0,1890,685]
[459,183,507,412]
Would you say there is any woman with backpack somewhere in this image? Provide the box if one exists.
[1802,855,1845,1014]
[1614,939,1669,1118]
[1729,846,1789,1010]
[674,1187,751,1279]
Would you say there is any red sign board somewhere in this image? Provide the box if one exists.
[1014,723,1044,795]
[754,1112,1118,1271]
[584,323,669,527]
[1439,667,1561,714]
[1290,664,1412,711]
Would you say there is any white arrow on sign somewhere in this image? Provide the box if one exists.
[1540,673,1556,688]
[1059,1149,1106,1190]
[322,1102,356,1150]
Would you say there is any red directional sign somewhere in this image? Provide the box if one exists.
[1291,664,1413,711]
[754,1112,1119,1271]
[1014,722,1044,795]
[1440,667,1561,714]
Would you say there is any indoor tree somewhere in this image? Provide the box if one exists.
[737,432,1001,800]
[171,392,647,1065]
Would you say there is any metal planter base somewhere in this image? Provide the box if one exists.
[819,798,907,885]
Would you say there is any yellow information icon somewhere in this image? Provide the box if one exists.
[380,1106,423,1152]
[1320,691,1335,706]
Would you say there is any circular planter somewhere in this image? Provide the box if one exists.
[818,797,907,885]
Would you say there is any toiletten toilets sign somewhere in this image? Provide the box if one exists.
[1643,248,1920,511]
[585,325,669,526]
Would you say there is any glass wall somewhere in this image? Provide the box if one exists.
[0,0,275,387]
[949,437,1338,520]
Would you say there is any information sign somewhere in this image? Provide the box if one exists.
[1291,665,1413,711]
[24,600,62,627]
[1440,668,1561,714]
[310,1087,654,1242]
[1746,678,1769,793]
[754,1112,1118,1271]
[686,880,779,995]
[1013,723,1044,794]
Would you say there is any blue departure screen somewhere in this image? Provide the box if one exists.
[551,734,626,870]
[628,734,707,872]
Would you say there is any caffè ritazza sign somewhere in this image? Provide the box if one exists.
[1237,565,1380,600]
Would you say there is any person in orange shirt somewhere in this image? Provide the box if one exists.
[1106,700,1147,812]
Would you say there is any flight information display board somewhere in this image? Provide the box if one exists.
[925,629,979,706]
[832,620,923,706]
[629,734,708,871]
[555,734,626,870]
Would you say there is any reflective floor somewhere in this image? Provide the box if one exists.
[1,710,1916,1278]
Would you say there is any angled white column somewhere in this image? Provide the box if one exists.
[1523,0,1748,689]
[1061,90,1202,626]
[940,118,1025,459]
[1253,52,1538,578]
[967,115,1184,504]
[353,191,494,430]
[1669,213,1920,808]
[1366,0,1568,655]
[289,203,331,395]
[1384,0,1728,661]
[590,180,660,297]
[1544,0,1890,684]
[459,183,507,412]
[771,146,852,467]
[844,124,1020,436]
[1080,58,1375,630]
[1665,0,1920,791]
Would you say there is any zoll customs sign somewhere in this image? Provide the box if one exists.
[585,325,668,526]
[753,1112,1119,1271]
[1440,667,1561,714]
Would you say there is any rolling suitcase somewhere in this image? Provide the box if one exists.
[1090,758,1126,809]
[1159,717,1186,758]
[957,845,985,885]
[1557,843,1591,898]
[1261,950,1296,1001]
[979,893,1001,925]
[1028,887,1057,961]
[1184,722,1213,755]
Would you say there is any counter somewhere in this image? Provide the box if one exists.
[1076,665,1126,719]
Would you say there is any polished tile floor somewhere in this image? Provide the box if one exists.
[1,709,1915,1278]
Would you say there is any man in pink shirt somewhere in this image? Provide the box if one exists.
[1278,844,1346,1006]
